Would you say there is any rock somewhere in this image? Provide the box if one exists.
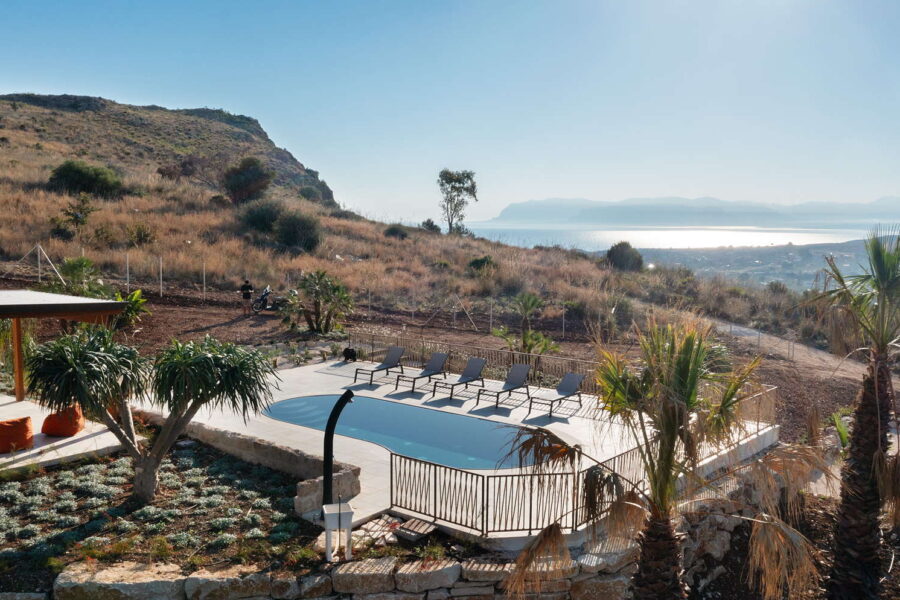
[426,589,451,600]
[702,530,731,562]
[449,586,494,596]
[300,574,333,598]
[522,559,578,581]
[271,575,301,599]
[697,566,727,591]
[396,560,461,593]
[54,561,185,600]
[538,580,571,593]
[354,594,423,600]
[460,558,514,583]
[332,557,398,595]
[184,566,271,600]
[569,575,630,600]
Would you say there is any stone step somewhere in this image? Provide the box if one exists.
[395,518,437,542]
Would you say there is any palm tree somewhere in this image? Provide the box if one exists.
[512,292,543,333]
[819,230,900,600]
[282,270,354,334]
[506,322,824,600]
[27,330,276,503]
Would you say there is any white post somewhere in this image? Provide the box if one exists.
[367,289,371,318]
[325,529,333,563]
[562,307,566,339]
[80,247,84,257]
[489,299,493,331]
[202,260,207,301]
[37,249,41,283]
[158,257,163,297]
[125,252,130,293]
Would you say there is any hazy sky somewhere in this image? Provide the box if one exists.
[4,0,900,221]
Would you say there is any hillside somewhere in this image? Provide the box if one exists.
[0,93,833,351]
[0,93,334,200]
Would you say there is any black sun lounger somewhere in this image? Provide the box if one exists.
[476,363,531,408]
[354,346,405,385]
[394,352,449,393]
[528,372,584,417]
[431,357,486,400]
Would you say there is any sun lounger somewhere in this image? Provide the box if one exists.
[431,357,486,399]
[476,364,531,408]
[354,346,405,385]
[528,373,584,417]
[394,352,449,392]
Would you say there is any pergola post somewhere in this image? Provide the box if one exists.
[11,318,24,402]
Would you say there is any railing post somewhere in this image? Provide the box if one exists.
[482,475,487,536]
[432,464,438,518]
[528,475,534,535]
[389,454,394,508]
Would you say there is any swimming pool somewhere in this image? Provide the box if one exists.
[264,395,531,470]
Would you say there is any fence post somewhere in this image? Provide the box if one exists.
[367,289,371,318]
[562,307,566,339]
[489,299,493,331]
[125,252,130,292]
[158,257,163,297]
[37,249,41,283]
[202,260,207,301]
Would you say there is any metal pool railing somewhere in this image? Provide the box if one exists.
[388,386,777,537]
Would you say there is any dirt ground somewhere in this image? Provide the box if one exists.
[2,275,864,443]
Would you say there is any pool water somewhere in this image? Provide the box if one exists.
[264,395,531,470]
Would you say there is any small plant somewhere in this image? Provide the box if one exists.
[126,222,156,247]
[280,270,353,334]
[209,517,238,531]
[832,411,850,451]
[149,536,174,560]
[244,527,265,539]
[414,542,446,561]
[112,289,150,330]
[168,532,201,548]
[468,255,495,274]
[384,224,409,240]
[211,533,238,548]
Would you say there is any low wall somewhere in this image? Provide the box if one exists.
[133,409,362,516]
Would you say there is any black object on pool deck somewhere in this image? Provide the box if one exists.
[323,389,354,508]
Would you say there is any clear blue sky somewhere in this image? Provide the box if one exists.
[3,0,900,221]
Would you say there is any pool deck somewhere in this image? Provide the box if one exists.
[136,359,635,525]
[0,397,130,473]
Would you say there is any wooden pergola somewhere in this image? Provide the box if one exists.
[0,290,127,402]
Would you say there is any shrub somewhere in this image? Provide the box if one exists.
[606,241,643,272]
[274,211,322,253]
[383,224,408,240]
[468,255,495,273]
[211,533,237,548]
[49,160,123,196]
[126,223,156,247]
[168,532,200,548]
[299,186,322,201]
[330,208,361,220]
[222,157,273,204]
[239,199,284,233]
[420,218,441,233]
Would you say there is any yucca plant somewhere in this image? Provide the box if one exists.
[281,270,354,334]
[505,321,825,600]
[27,330,276,503]
[817,229,900,600]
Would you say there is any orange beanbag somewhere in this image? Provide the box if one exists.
[41,404,85,438]
[0,416,34,453]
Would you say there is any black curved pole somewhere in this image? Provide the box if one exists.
[323,389,354,507]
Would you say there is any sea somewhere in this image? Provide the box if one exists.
[466,224,870,251]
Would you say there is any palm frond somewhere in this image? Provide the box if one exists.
[502,523,571,599]
[748,515,819,600]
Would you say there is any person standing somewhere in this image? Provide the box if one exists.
[240,280,254,316]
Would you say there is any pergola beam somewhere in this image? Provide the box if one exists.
[11,318,24,402]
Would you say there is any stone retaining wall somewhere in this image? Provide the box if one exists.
[133,409,362,516]
[51,549,638,600]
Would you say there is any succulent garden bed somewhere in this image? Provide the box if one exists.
[0,439,322,593]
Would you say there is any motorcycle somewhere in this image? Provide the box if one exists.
[251,286,286,314]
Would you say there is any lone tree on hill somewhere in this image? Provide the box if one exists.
[222,157,274,204]
[437,169,477,234]
[607,241,644,271]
